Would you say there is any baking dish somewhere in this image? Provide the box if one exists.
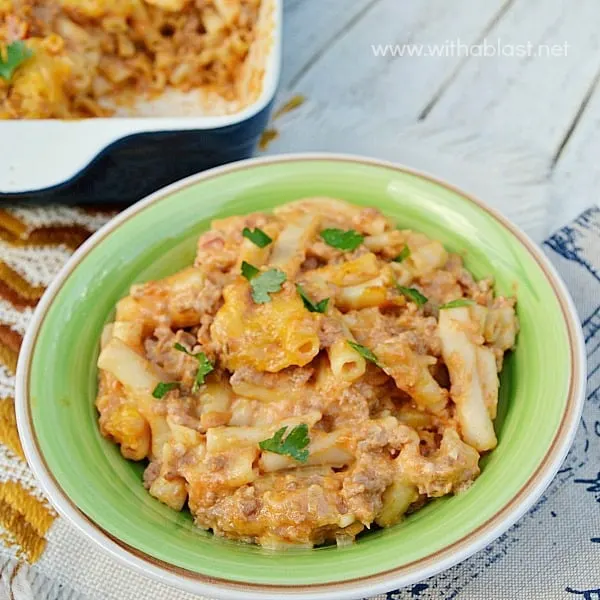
[0,0,281,204]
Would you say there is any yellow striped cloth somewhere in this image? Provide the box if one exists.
[0,205,115,568]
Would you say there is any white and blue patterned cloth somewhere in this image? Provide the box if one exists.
[372,206,600,600]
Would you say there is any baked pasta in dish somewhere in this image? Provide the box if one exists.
[96,198,518,548]
[0,0,262,118]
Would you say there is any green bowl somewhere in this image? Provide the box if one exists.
[15,155,585,600]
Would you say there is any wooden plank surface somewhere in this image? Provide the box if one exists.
[271,0,600,236]
[275,0,511,133]
[423,0,600,155]
[280,0,377,90]
[551,82,600,232]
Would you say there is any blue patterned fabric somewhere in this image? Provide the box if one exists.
[371,206,600,600]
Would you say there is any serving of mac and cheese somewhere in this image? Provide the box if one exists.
[0,0,263,119]
[96,198,518,549]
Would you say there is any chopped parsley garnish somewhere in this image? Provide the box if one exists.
[347,341,381,367]
[173,343,214,391]
[320,228,364,251]
[397,285,428,307]
[242,227,272,248]
[296,284,329,314]
[152,382,179,399]
[259,424,310,463]
[248,268,287,304]
[241,260,260,280]
[439,298,475,310]
[393,245,411,263]
[241,262,287,303]
[0,41,33,82]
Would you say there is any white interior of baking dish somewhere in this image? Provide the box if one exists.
[0,0,281,194]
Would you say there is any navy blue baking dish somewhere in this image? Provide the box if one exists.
[0,0,281,205]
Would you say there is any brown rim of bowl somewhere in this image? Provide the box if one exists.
[20,154,584,594]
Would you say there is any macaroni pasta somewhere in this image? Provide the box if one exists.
[0,0,262,118]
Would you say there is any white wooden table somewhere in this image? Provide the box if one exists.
[265,0,600,241]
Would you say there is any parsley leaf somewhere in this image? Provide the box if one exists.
[393,245,411,263]
[296,284,329,314]
[397,285,428,307]
[241,261,260,280]
[173,343,214,391]
[249,268,287,304]
[439,298,475,310]
[152,382,179,399]
[0,41,33,82]
[320,228,364,251]
[194,353,214,388]
[259,424,310,463]
[347,341,381,367]
[242,227,272,248]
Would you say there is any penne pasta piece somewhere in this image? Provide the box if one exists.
[484,304,519,353]
[98,338,166,395]
[200,411,232,429]
[395,407,434,429]
[328,338,366,382]
[149,440,188,511]
[98,400,151,461]
[470,304,489,337]
[216,447,259,487]
[325,308,366,382]
[363,230,407,257]
[476,346,500,419]
[198,381,233,415]
[407,240,448,276]
[397,232,448,277]
[259,430,354,472]
[228,397,255,426]
[115,295,145,326]
[149,473,187,511]
[335,276,390,311]
[237,238,270,269]
[98,338,171,458]
[307,253,381,287]
[313,354,344,396]
[184,447,259,488]
[236,222,280,269]
[324,261,395,311]
[96,339,152,460]
[269,213,320,277]
[230,377,306,404]
[375,339,448,415]
[206,425,271,452]
[167,416,203,448]
[206,412,322,453]
[112,320,144,353]
[438,307,497,451]
[375,478,419,528]
[100,323,113,349]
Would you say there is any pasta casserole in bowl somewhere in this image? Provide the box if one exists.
[97,197,516,547]
[15,155,585,599]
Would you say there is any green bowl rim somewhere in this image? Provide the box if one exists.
[15,154,586,600]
